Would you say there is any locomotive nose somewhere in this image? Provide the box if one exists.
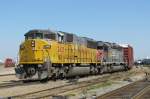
[19,40,44,63]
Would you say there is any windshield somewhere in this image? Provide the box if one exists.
[25,33,43,39]
[35,33,43,39]
[25,32,56,40]
[44,34,56,40]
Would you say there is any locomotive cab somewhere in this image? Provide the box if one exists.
[15,30,56,80]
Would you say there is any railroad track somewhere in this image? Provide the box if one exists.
[1,71,139,99]
[10,71,131,99]
[0,80,43,89]
[0,74,24,89]
[11,73,122,99]
[0,73,15,77]
[0,71,116,90]
[97,80,150,99]
[133,83,150,99]
[0,81,23,89]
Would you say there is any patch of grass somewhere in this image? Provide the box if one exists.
[66,92,76,96]
[65,93,76,97]
[143,65,150,67]
[87,81,112,91]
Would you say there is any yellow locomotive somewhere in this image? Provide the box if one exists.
[15,29,104,80]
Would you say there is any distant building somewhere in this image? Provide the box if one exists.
[135,58,150,65]
[141,59,150,65]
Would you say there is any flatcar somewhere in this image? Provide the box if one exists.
[15,29,134,80]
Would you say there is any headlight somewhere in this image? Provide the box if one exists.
[43,45,51,49]
[31,40,35,47]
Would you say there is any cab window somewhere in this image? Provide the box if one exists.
[35,33,43,39]
[44,34,56,40]
[25,33,43,39]
[25,33,34,39]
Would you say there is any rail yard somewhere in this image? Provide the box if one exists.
[1,0,150,98]
[0,65,149,99]
[0,29,149,99]
[97,80,150,99]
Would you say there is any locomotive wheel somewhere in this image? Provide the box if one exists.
[59,73,65,80]
[51,73,57,81]
[27,67,36,76]
[40,77,49,82]
[100,68,104,74]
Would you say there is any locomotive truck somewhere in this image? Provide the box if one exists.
[15,29,134,80]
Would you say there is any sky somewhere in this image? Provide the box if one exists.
[0,0,150,61]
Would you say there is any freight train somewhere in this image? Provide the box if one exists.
[15,29,134,80]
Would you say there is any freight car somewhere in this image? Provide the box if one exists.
[119,44,134,69]
[4,58,15,68]
[15,29,134,80]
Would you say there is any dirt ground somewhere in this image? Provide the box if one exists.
[0,72,109,97]
[0,66,149,98]
[0,65,16,84]
[0,65,15,76]
[59,66,150,99]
